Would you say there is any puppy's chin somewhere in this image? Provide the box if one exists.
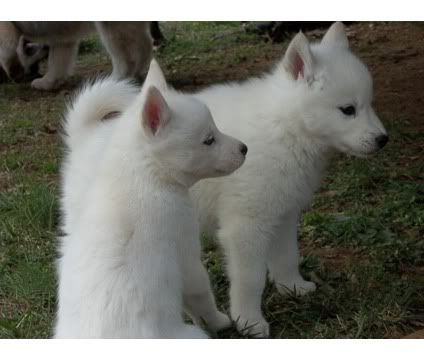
[346,151,370,159]
[210,169,231,177]
[209,167,237,178]
[213,163,244,177]
[344,147,381,159]
[334,143,377,159]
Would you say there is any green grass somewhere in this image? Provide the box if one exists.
[0,184,57,338]
[0,22,423,339]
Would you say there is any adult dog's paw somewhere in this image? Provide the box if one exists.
[31,77,58,90]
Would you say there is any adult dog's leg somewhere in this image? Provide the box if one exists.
[150,21,165,46]
[219,217,270,337]
[181,235,231,333]
[96,22,152,81]
[0,21,20,80]
[133,23,153,79]
[267,211,316,296]
[31,41,78,90]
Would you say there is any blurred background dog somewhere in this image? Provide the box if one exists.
[0,21,153,90]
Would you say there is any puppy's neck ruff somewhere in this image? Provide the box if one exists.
[137,154,196,191]
[250,70,335,165]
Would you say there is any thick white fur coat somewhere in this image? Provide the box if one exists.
[190,22,387,337]
[55,62,244,337]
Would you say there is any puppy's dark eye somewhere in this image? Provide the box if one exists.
[339,105,356,116]
[203,135,215,146]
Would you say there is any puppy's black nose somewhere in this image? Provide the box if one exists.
[375,134,389,149]
[240,143,248,156]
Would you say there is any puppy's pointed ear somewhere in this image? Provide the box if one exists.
[282,31,314,82]
[321,22,349,49]
[144,58,167,91]
[141,86,171,137]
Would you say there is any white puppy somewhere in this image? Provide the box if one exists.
[189,22,388,337]
[55,60,248,338]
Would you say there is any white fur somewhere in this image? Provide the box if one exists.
[189,22,388,337]
[55,60,247,338]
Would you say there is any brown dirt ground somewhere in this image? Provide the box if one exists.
[348,23,424,130]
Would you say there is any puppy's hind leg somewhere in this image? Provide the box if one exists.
[31,41,79,90]
[267,211,316,296]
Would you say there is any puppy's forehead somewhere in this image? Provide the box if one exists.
[171,95,213,127]
[314,45,373,101]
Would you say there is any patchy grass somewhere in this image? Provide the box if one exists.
[0,22,423,339]
[0,184,57,338]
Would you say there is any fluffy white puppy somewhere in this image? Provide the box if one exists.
[190,22,388,337]
[55,60,248,338]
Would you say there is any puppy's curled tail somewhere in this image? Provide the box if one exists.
[64,77,139,149]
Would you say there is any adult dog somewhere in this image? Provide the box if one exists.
[0,21,152,90]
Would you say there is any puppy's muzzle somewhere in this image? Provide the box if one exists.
[375,134,389,149]
[240,143,248,156]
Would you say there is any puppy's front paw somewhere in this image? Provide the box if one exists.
[233,315,270,338]
[206,311,232,332]
[276,278,316,296]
